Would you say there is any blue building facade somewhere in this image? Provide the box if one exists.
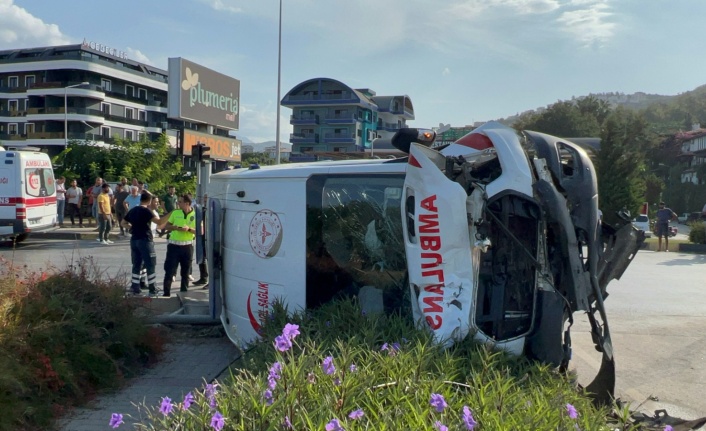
[281,78,414,161]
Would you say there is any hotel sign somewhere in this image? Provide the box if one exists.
[168,58,240,130]
[81,39,128,59]
[182,130,241,162]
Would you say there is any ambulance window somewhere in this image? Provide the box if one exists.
[25,168,55,197]
[305,174,409,316]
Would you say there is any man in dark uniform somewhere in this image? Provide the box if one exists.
[122,191,172,295]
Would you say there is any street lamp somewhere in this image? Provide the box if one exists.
[64,81,89,147]
[275,0,282,164]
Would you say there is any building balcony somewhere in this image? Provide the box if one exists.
[26,107,105,124]
[26,82,106,101]
[0,109,27,119]
[322,133,355,144]
[283,92,357,104]
[290,133,319,144]
[290,114,319,125]
[377,121,400,132]
[324,114,357,124]
[0,133,26,140]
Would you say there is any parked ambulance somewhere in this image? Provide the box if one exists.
[0,147,57,243]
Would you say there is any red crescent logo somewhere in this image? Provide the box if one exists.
[246,292,262,334]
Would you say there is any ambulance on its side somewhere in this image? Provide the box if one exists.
[0,147,57,243]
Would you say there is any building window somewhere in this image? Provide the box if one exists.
[25,123,35,135]
[300,147,313,153]
[8,100,18,112]
[301,128,314,136]
[8,123,18,135]
[25,75,35,88]
[138,88,147,100]
[125,84,134,97]
[101,78,111,92]
[333,147,345,152]
[8,76,18,88]
[101,102,110,115]
[138,110,146,121]
[357,129,362,137]
[125,130,134,141]
[125,107,135,120]
[101,126,111,139]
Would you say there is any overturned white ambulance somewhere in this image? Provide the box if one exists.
[204,122,642,404]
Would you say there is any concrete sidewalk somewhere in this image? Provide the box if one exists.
[57,329,241,431]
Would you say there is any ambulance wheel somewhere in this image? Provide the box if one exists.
[13,234,28,244]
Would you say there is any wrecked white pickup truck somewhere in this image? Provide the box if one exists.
[204,121,643,404]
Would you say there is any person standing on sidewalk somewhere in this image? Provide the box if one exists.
[55,176,67,227]
[160,185,177,238]
[113,184,130,236]
[97,184,113,245]
[66,179,83,227]
[122,191,172,295]
[90,177,103,228]
[193,194,209,288]
[162,195,196,297]
[655,201,678,252]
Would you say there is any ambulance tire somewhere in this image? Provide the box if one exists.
[13,234,28,244]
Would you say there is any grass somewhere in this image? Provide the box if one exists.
[128,299,627,430]
[0,257,167,431]
[642,237,688,251]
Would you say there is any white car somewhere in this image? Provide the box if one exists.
[632,214,651,237]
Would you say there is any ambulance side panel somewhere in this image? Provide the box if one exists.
[214,175,307,347]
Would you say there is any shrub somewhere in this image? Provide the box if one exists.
[129,299,612,430]
[0,258,167,431]
[688,221,706,244]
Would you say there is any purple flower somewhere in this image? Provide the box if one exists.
[183,392,195,410]
[664,426,673,431]
[268,362,282,389]
[566,403,578,419]
[205,383,218,398]
[275,335,293,352]
[326,321,331,327]
[349,364,357,373]
[159,397,173,416]
[322,356,336,375]
[109,413,124,428]
[430,393,448,413]
[325,418,344,431]
[264,389,274,405]
[362,309,367,316]
[434,421,449,431]
[284,415,293,429]
[334,377,341,386]
[381,343,389,351]
[210,411,225,431]
[282,323,300,340]
[392,342,401,351]
[462,405,477,430]
[268,376,278,390]
[348,409,364,420]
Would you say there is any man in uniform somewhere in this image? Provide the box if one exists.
[162,194,197,296]
[122,191,172,295]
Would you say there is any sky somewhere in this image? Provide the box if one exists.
[1,0,705,143]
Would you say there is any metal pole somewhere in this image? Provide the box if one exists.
[64,87,68,148]
[275,0,282,165]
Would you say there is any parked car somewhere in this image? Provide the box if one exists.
[632,214,651,237]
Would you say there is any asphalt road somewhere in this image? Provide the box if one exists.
[2,236,705,418]
[571,249,706,419]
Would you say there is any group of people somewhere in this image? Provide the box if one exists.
[56,175,208,297]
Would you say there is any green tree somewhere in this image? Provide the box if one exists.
[594,108,654,224]
[242,152,275,166]
[53,134,194,196]
[513,99,601,137]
